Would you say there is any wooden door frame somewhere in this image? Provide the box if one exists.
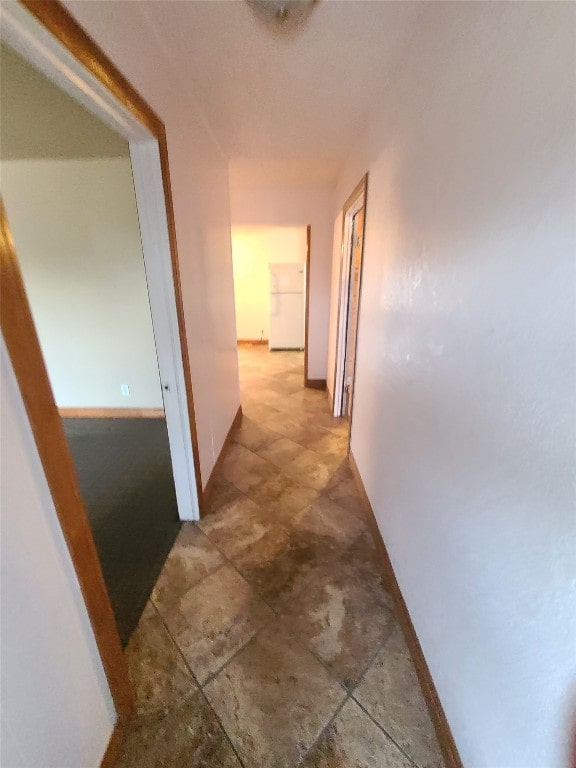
[332,174,368,423]
[303,224,313,386]
[303,224,326,390]
[0,0,206,743]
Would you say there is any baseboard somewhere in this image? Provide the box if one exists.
[305,378,327,390]
[59,408,165,419]
[202,405,243,514]
[237,339,268,346]
[348,451,463,768]
[100,718,127,768]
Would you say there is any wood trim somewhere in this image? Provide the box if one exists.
[100,718,127,768]
[237,339,268,346]
[305,378,327,390]
[18,0,205,516]
[59,408,165,419]
[346,175,369,446]
[0,202,134,721]
[348,451,464,768]
[304,224,311,387]
[202,405,243,514]
[331,174,368,412]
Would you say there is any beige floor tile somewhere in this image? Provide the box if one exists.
[125,602,197,717]
[117,691,241,768]
[204,621,346,768]
[354,622,445,768]
[233,417,280,452]
[255,435,305,468]
[276,547,395,688]
[198,494,279,562]
[283,450,344,491]
[151,524,225,609]
[301,697,413,768]
[153,564,274,684]
[245,472,320,521]
[206,475,245,515]
[220,442,277,494]
[291,496,366,548]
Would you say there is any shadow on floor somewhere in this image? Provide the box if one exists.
[63,417,181,646]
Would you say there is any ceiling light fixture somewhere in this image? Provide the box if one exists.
[246,0,319,34]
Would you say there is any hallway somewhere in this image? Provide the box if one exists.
[118,347,443,768]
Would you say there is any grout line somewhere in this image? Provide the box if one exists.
[350,695,422,768]
[148,599,249,768]
[199,622,272,689]
[297,691,353,766]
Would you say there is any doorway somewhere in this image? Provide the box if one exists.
[333,175,368,420]
[0,0,204,718]
[0,42,182,645]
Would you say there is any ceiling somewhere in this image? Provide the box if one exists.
[1,43,128,160]
[133,0,423,187]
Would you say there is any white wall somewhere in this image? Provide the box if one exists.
[333,3,576,767]
[63,0,241,486]
[230,186,334,380]
[231,226,307,340]
[0,338,116,768]
[2,157,163,409]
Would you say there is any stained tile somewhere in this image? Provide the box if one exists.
[306,430,349,460]
[152,524,225,610]
[198,494,279,561]
[354,622,445,768]
[233,417,280,452]
[117,691,241,768]
[153,563,274,684]
[228,525,324,604]
[220,442,277,493]
[326,473,365,517]
[125,602,197,716]
[255,435,304,468]
[276,548,395,688]
[291,496,366,547]
[206,475,244,515]
[246,471,320,520]
[283,449,343,491]
[204,621,346,768]
[302,697,413,768]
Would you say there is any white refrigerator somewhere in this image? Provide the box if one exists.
[269,263,306,350]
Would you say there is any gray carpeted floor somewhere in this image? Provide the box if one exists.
[63,417,181,646]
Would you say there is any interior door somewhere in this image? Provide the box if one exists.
[342,207,364,417]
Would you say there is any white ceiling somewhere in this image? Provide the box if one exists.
[135,1,423,187]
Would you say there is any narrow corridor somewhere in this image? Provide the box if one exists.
[118,347,444,768]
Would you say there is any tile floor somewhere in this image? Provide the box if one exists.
[118,346,444,768]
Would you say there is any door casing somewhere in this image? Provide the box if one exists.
[333,174,368,428]
[0,0,206,728]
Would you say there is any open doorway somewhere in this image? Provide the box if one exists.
[231,225,310,398]
[333,175,368,421]
[1,42,182,645]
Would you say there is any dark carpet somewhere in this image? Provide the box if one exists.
[62,417,181,646]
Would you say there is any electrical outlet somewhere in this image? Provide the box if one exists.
[120,384,130,397]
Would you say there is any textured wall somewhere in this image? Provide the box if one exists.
[334,3,576,766]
